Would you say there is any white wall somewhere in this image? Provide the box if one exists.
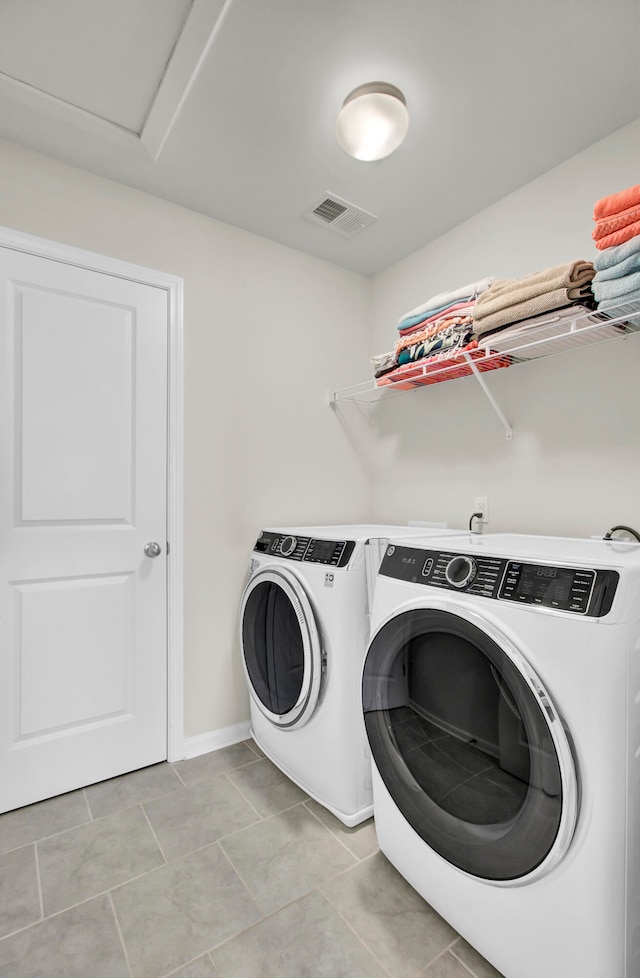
[368,118,640,539]
[0,138,372,740]
[3,116,639,745]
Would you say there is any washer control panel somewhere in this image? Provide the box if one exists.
[380,546,619,617]
[253,531,355,567]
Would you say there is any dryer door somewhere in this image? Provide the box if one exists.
[362,602,578,885]
[241,565,323,729]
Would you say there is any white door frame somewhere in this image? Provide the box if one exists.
[0,224,184,762]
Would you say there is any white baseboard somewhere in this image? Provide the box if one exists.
[182,721,252,760]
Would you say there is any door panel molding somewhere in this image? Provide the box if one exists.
[0,223,184,762]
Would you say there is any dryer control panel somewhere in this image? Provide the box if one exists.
[380,546,619,617]
[253,531,356,567]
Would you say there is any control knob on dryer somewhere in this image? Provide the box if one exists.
[279,535,297,556]
[445,555,477,589]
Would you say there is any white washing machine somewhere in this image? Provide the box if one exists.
[362,532,640,978]
[239,523,459,827]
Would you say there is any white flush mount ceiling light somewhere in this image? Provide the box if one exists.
[336,81,409,162]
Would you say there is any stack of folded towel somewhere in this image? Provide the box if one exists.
[472,260,596,343]
[591,184,640,315]
[371,276,495,385]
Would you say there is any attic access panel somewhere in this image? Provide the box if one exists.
[0,0,192,132]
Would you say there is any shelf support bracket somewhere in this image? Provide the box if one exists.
[462,353,513,440]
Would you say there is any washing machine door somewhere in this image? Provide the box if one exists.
[362,600,578,885]
[240,565,323,729]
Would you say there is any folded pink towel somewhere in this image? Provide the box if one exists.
[592,203,640,241]
[398,299,476,337]
[594,221,640,251]
[395,316,473,356]
[593,184,640,221]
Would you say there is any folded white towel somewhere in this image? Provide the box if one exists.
[396,276,495,327]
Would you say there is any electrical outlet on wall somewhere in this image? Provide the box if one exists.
[474,496,489,524]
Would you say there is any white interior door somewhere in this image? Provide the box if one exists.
[0,246,169,814]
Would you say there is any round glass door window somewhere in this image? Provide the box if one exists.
[362,606,577,883]
[241,567,321,728]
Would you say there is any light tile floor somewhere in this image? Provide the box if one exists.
[0,741,506,978]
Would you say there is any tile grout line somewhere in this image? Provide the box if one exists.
[316,851,463,978]
[409,941,475,978]
[0,816,93,857]
[108,891,135,978]
[215,838,265,917]
[449,942,492,978]
[86,770,187,818]
[301,800,374,862]
[314,888,396,978]
[139,803,169,865]
[170,764,187,788]
[0,885,147,948]
[168,756,263,794]
[197,875,348,964]
[13,861,176,931]
[220,769,271,821]
[33,841,44,922]
[243,738,264,760]
[211,830,383,967]
[82,787,94,821]
[157,950,216,978]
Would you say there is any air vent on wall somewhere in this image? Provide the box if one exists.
[303,193,377,238]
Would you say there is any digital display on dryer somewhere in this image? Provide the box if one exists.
[305,539,346,564]
[499,561,596,613]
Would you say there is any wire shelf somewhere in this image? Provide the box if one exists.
[329,300,640,407]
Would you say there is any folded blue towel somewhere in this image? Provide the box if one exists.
[598,285,640,311]
[593,269,640,301]
[593,250,640,282]
[397,296,475,332]
[594,234,640,271]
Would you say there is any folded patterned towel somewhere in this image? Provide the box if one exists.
[396,315,472,356]
[474,261,595,323]
[473,287,594,337]
[593,234,640,271]
[398,324,473,365]
[397,319,474,364]
[594,221,640,251]
[593,203,640,241]
[593,250,640,282]
[593,269,640,302]
[396,276,494,328]
[593,183,640,222]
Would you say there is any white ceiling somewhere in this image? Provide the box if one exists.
[0,0,638,275]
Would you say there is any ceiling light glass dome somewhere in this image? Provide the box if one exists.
[336,82,409,162]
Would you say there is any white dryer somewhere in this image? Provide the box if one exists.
[362,532,640,978]
[239,524,458,826]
